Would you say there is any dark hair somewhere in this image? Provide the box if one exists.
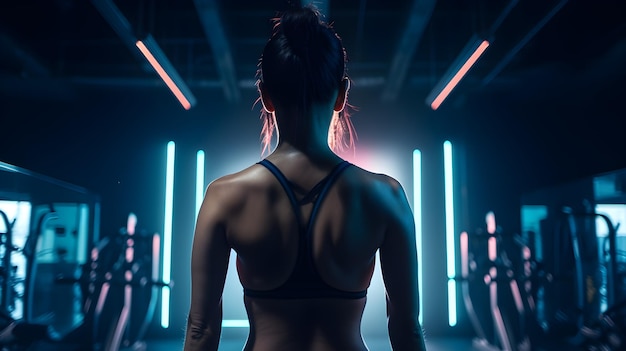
[257,5,356,155]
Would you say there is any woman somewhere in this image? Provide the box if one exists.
[184,5,426,351]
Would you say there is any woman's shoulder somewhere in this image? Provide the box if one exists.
[211,163,267,185]
[342,163,409,213]
[346,163,405,194]
[204,163,270,208]
[344,165,413,227]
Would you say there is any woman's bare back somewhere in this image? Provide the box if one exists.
[184,153,425,351]
[243,298,368,351]
[216,154,402,350]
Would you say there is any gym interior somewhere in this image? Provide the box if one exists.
[1,1,625,350]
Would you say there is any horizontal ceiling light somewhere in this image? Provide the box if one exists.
[426,37,490,110]
[92,0,196,110]
[136,36,196,110]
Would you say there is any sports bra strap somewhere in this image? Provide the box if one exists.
[305,161,350,236]
[247,159,365,300]
[257,159,304,226]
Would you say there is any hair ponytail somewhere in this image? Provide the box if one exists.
[257,4,356,156]
[280,6,321,54]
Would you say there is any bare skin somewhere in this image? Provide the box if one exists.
[184,84,426,351]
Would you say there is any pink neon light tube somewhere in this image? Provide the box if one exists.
[136,40,192,110]
[431,40,490,110]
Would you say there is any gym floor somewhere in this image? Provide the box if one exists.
[145,337,474,350]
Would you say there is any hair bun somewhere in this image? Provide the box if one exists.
[279,6,322,53]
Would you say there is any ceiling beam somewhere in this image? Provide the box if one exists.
[302,0,330,19]
[0,32,49,78]
[67,75,388,89]
[381,0,436,101]
[90,0,151,72]
[482,0,569,86]
[92,0,196,109]
[193,0,241,102]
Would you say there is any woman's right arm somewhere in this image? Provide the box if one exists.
[183,181,232,351]
[378,177,426,350]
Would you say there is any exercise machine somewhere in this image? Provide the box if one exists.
[0,211,167,351]
[0,208,60,349]
[459,212,529,351]
[59,213,167,351]
[513,205,625,350]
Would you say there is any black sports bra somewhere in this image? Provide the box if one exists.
[242,159,367,299]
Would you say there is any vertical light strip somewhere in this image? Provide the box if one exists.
[430,40,490,110]
[136,41,192,110]
[222,320,250,328]
[161,288,170,328]
[447,279,458,326]
[488,237,497,262]
[161,141,175,328]
[196,150,205,219]
[77,204,89,264]
[443,140,457,326]
[413,149,424,324]
[486,211,496,234]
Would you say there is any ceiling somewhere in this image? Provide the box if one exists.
[1,0,625,243]
[1,0,625,107]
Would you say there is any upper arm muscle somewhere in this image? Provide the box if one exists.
[379,180,419,319]
[185,182,232,350]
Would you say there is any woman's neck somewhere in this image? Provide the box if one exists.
[272,106,337,161]
[273,140,337,162]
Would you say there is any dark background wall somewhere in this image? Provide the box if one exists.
[1,64,625,336]
[1,1,626,336]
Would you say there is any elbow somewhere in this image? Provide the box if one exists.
[388,314,420,334]
[188,322,211,340]
[184,315,220,350]
[386,301,420,331]
[388,315,426,351]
